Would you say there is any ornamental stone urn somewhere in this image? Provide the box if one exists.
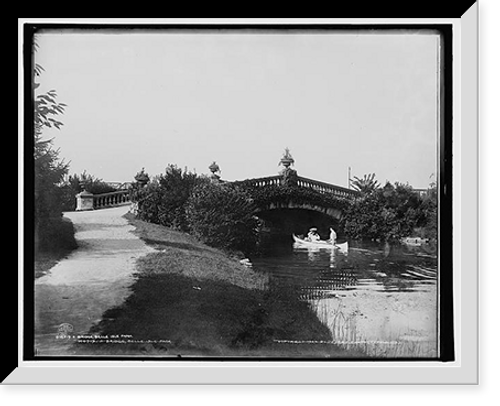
[279,147,295,169]
[134,168,150,188]
[209,161,221,181]
[279,148,298,187]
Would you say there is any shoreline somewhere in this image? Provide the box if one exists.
[73,213,365,358]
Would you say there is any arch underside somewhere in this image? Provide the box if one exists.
[255,206,343,241]
[259,201,343,219]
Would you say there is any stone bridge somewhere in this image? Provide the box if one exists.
[236,174,357,216]
[232,173,358,239]
[226,149,359,239]
[75,149,359,239]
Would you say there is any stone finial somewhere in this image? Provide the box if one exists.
[279,147,295,168]
[209,161,220,174]
[79,179,88,193]
[279,148,298,187]
[134,167,150,187]
[209,161,221,180]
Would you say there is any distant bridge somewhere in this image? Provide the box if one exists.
[106,181,133,190]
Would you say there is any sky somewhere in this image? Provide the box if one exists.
[34,29,440,188]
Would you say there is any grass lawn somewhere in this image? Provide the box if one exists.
[75,214,365,358]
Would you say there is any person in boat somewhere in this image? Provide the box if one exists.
[329,227,337,245]
[307,227,320,242]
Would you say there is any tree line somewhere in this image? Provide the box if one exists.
[131,167,437,255]
[343,174,437,243]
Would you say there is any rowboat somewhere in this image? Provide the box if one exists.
[292,234,348,251]
[401,237,430,246]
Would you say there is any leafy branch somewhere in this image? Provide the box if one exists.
[350,173,380,195]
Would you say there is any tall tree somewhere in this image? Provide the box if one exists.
[33,37,70,248]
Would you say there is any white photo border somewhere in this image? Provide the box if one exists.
[11,11,478,384]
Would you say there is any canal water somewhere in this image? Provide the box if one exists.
[252,240,438,358]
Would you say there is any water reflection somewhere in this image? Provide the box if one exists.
[305,246,320,262]
[292,244,349,266]
[253,240,437,295]
[299,268,358,300]
[252,240,438,358]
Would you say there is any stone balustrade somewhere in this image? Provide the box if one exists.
[76,171,357,212]
[76,190,131,211]
[295,176,359,199]
[240,175,359,200]
[94,190,131,209]
[244,175,282,188]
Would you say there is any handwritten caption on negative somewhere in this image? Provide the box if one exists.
[56,333,171,345]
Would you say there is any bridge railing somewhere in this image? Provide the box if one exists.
[78,174,358,211]
[76,189,131,211]
[243,175,282,188]
[93,190,131,209]
[296,176,359,199]
[238,175,359,200]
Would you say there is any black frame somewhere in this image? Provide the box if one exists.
[20,22,454,366]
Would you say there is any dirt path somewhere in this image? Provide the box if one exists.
[34,205,154,356]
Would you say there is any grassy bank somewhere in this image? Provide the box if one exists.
[77,214,363,358]
[126,213,267,290]
[34,216,77,278]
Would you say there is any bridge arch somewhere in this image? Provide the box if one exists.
[255,201,343,220]
[253,200,345,242]
[231,169,358,240]
[256,207,340,240]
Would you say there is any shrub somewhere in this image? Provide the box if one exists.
[342,182,432,243]
[186,180,259,253]
[36,217,77,253]
[133,164,199,231]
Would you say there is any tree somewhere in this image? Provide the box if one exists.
[343,181,426,243]
[34,84,69,221]
[417,181,438,240]
[33,41,69,224]
[350,173,380,195]
[33,37,71,251]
